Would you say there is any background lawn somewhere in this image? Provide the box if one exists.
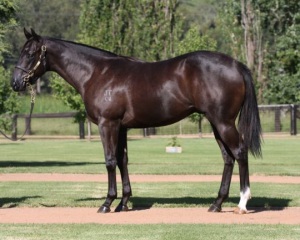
[0,137,299,175]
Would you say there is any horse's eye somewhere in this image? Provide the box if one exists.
[27,51,34,59]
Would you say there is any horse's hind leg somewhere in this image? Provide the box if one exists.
[115,127,132,212]
[235,145,250,214]
[209,122,251,214]
[208,125,235,212]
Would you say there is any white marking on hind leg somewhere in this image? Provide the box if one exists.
[238,187,251,212]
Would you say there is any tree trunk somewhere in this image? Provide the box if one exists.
[241,0,266,102]
[241,0,255,72]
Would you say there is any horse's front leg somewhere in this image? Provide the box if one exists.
[97,119,120,213]
[115,127,132,212]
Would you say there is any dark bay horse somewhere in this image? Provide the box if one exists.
[12,28,262,214]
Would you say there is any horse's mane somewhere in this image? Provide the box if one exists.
[44,37,144,62]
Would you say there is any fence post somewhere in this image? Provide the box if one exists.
[290,104,297,135]
[79,120,85,139]
[25,116,32,135]
[143,128,147,137]
[87,120,91,140]
[11,114,18,141]
[198,118,202,138]
[274,108,281,132]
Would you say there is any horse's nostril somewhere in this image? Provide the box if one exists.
[11,79,20,91]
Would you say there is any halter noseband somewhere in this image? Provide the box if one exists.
[15,45,47,83]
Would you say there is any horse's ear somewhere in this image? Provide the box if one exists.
[24,28,32,40]
[30,28,41,42]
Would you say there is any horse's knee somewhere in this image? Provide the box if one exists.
[106,158,117,171]
[229,142,247,162]
[235,147,248,165]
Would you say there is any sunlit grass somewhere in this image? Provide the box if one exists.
[0,138,299,175]
[0,181,299,208]
[0,224,299,240]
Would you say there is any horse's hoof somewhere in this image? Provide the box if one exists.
[208,204,222,212]
[97,205,111,213]
[233,207,247,214]
[115,204,129,212]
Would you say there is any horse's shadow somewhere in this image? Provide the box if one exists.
[0,160,104,168]
[76,196,292,212]
[130,196,291,211]
[0,196,41,208]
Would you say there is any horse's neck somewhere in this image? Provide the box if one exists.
[46,40,106,95]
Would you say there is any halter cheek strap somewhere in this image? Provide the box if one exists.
[15,45,47,83]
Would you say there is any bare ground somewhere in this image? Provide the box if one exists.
[0,207,299,225]
[1,173,300,183]
[1,173,299,224]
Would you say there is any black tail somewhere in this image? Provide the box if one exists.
[238,65,262,158]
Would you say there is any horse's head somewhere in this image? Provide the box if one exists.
[12,28,47,92]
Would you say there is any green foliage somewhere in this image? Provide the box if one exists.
[264,20,300,103]
[51,73,86,122]
[176,25,216,55]
[214,0,244,58]
[0,67,20,131]
[167,136,181,147]
[78,0,183,61]
[0,0,19,132]
[0,0,17,53]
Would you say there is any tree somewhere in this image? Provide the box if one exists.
[0,0,20,132]
[216,0,300,104]
[264,22,300,103]
[78,0,182,61]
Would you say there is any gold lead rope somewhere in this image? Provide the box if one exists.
[26,82,36,103]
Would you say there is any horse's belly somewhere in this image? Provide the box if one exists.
[121,103,194,128]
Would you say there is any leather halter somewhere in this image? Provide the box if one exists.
[15,45,47,83]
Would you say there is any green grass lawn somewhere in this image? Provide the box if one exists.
[0,224,299,240]
[0,181,299,209]
[0,138,299,175]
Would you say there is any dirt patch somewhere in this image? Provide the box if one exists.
[1,173,300,184]
[0,207,299,224]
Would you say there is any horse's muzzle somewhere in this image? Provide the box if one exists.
[11,78,26,92]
